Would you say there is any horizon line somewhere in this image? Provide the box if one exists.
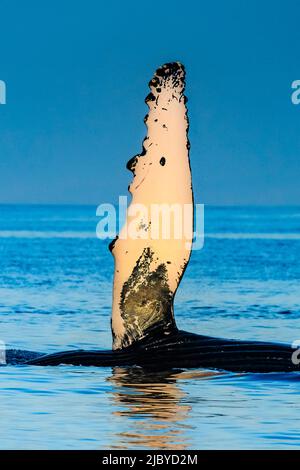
[0,202,300,208]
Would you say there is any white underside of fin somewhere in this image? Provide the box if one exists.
[110,62,193,350]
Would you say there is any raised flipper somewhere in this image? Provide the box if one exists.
[110,62,193,350]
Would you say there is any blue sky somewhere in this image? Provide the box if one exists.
[0,0,299,205]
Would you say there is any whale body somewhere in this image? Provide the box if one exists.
[6,330,300,373]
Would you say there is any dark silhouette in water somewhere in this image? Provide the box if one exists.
[6,329,299,372]
[5,63,300,373]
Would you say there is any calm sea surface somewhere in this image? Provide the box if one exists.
[0,205,300,449]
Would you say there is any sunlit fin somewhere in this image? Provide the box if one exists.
[110,62,193,350]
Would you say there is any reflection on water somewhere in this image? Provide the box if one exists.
[108,367,222,449]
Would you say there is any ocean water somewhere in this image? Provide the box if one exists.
[0,204,300,450]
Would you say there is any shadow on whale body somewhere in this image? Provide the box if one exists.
[5,62,300,374]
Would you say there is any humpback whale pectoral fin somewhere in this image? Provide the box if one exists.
[110,62,193,350]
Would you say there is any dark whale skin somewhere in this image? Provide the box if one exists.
[6,330,300,373]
